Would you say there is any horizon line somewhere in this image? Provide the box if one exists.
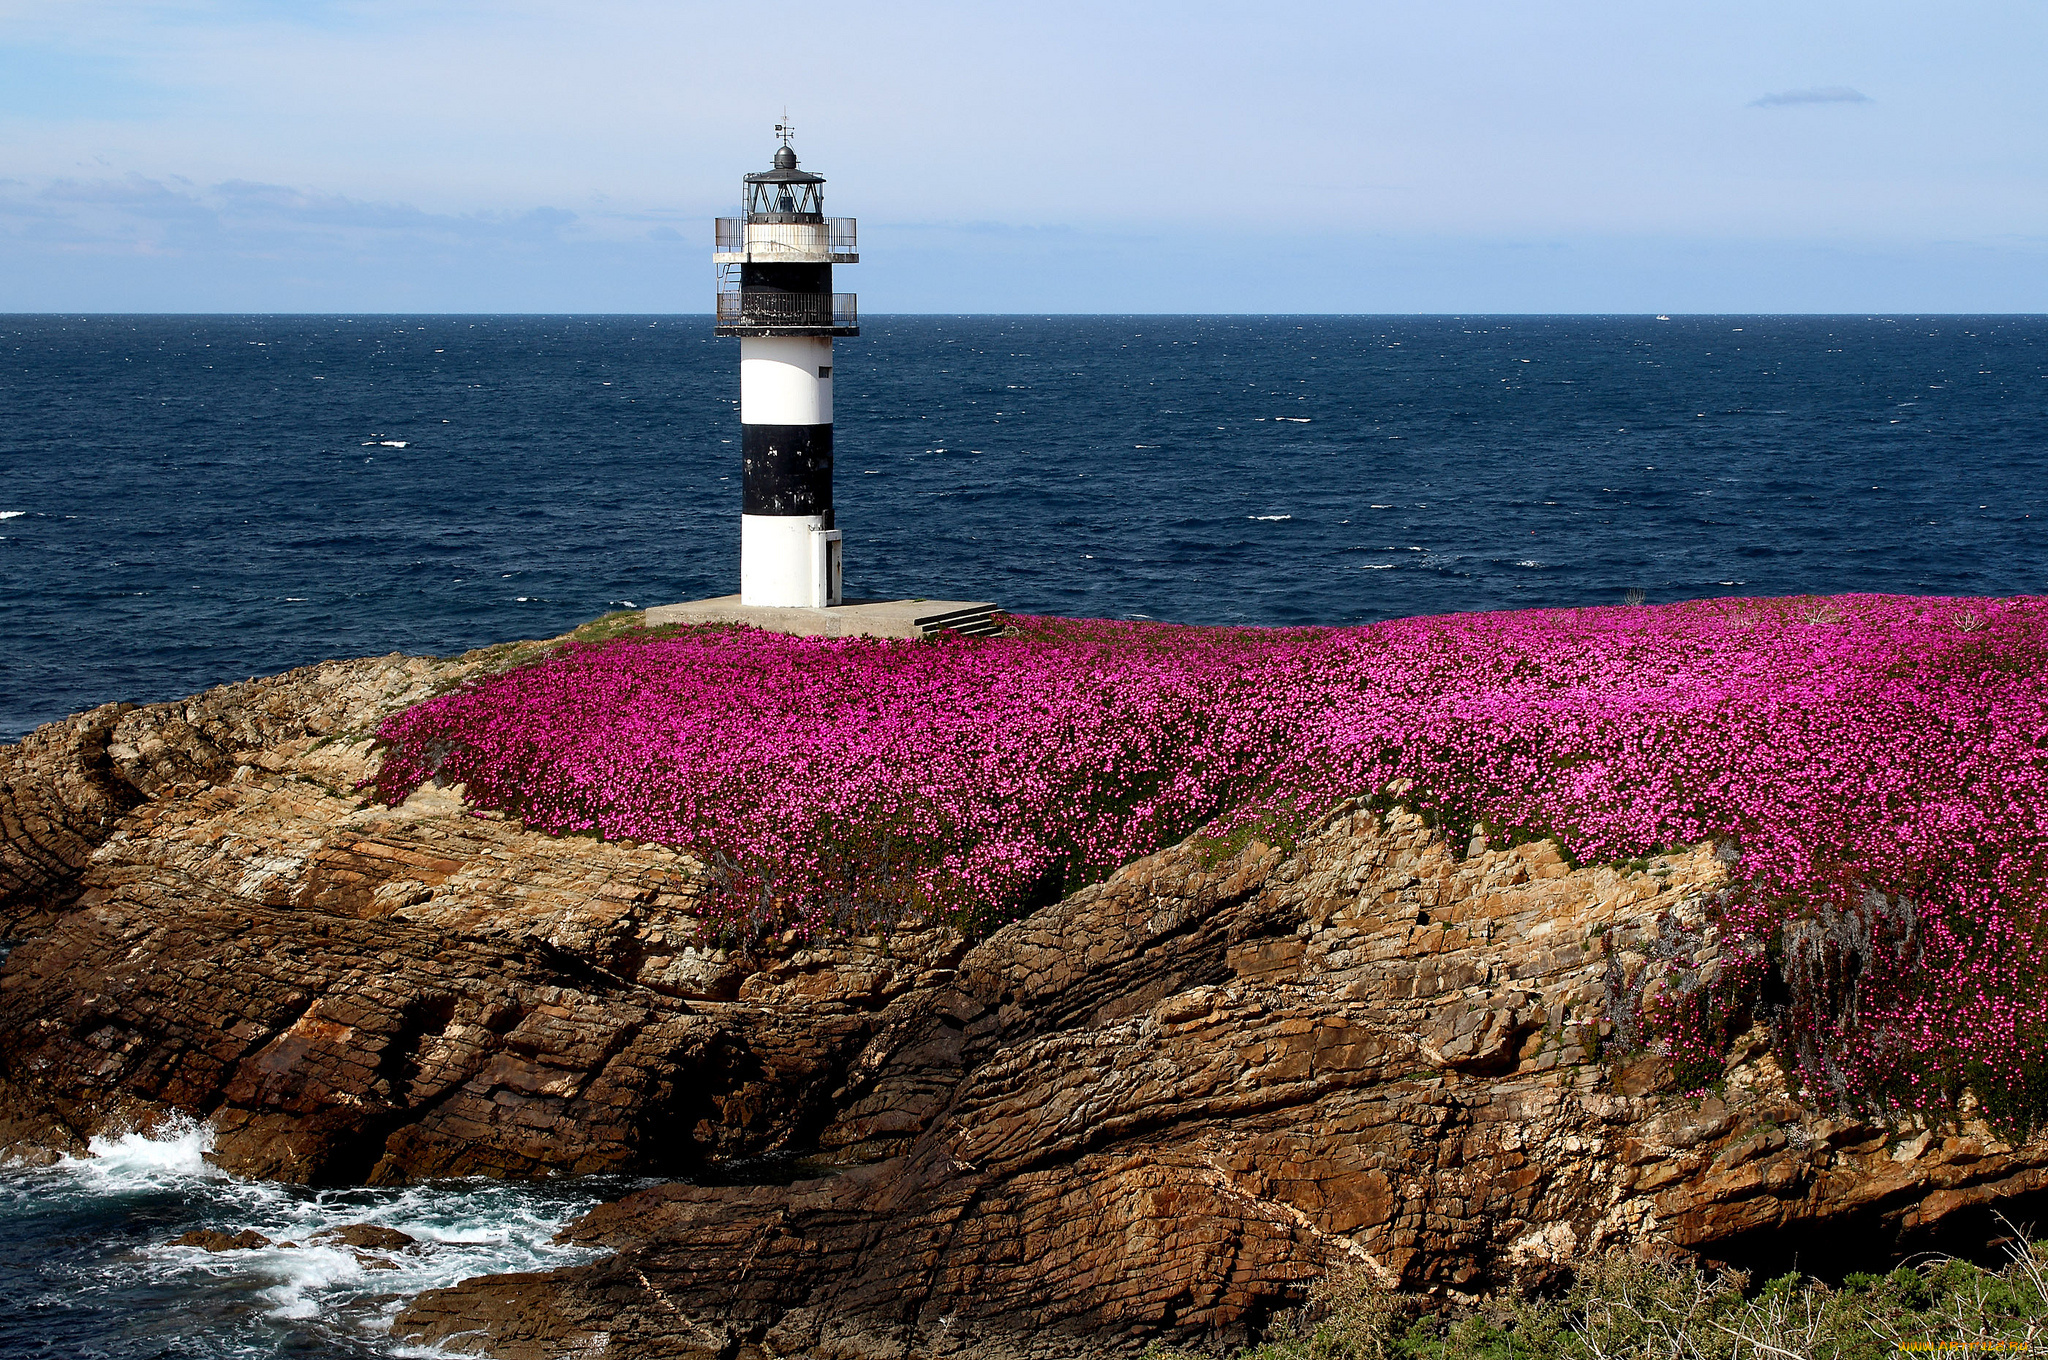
[5,310,2047,320]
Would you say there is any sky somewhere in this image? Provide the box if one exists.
[1,0,2044,313]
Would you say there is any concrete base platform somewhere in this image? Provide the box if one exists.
[644,595,1003,640]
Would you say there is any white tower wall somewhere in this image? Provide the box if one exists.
[741,515,840,606]
[740,336,834,425]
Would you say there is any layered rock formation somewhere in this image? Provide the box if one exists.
[0,645,962,1181]
[4,634,2045,1359]
[393,814,2048,1358]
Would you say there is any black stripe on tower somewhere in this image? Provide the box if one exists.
[742,424,833,519]
[740,262,831,293]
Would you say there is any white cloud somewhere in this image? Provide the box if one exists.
[0,174,603,256]
[1749,86,1874,107]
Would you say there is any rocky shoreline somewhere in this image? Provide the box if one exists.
[4,629,2045,1358]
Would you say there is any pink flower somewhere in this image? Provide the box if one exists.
[374,594,2048,1120]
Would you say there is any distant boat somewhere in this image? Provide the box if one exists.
[1656,315,1671,321]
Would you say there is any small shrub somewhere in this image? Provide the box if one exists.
[1187,1229,2048,1359]
[1144,1262,1399,1360]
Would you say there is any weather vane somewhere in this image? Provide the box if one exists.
[775,112,795,148]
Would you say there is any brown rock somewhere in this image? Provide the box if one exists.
[171,1228,271,1251]
[0,702,142,938]
[312,1223,418,1252]
[0,645,961,1185]
[394,809,2048,1358]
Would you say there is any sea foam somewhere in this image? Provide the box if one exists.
[61,1113,221,1190]
[6,1114,615,1355]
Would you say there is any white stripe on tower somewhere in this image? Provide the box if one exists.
[742,337,833,427]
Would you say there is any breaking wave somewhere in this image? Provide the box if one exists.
[1,1116,623,1357]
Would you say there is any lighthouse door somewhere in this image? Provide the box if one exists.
[810,528,844,608]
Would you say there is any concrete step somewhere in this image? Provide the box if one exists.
[643,595,1004,641]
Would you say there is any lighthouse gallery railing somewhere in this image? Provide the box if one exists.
[716,292,858,331]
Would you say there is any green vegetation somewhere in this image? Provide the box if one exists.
[1188,795,1336,869]
[430,610,728,691]
[562,608,656,644]
[1146,1234,2048,1359]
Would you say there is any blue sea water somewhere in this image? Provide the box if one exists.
[2,315,2047,1355]
[0,1117,618,1358]
[4,314,2046,742]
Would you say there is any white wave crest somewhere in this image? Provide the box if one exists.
[0,510,25,520]
[62,1113,221,1190]
[257,1242,368,1319]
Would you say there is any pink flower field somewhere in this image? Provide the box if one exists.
[374,594,2048,1120]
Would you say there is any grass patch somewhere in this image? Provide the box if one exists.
[1147,1230,2048,1358]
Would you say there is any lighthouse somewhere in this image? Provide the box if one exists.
[714,124,859,607]
[648,132,995,640]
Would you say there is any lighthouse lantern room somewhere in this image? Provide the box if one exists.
[714,124,859,608]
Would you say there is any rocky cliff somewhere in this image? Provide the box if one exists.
[4,634,2045,1358]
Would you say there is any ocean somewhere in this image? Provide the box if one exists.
[0,1117,620,1358]
[4,314,2046,742]
[2,313,2046,1354]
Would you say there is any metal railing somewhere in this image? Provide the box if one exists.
[713,217,857,257]
[715,292,858,331]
